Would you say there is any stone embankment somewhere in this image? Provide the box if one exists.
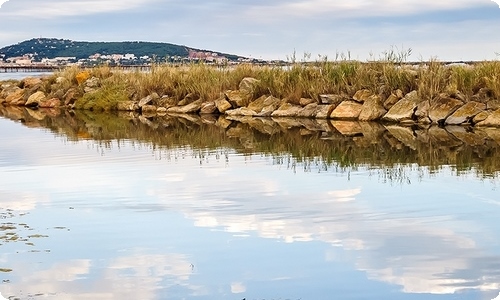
[1,74,500,127]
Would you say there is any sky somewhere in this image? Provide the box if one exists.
[0,0,499,61]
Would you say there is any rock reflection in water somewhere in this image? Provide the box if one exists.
[1,105,499,178]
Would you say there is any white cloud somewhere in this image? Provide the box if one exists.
[492,0,500,8]
[0,0,8,9]
[1,0,159,18]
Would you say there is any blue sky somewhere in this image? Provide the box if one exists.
[0,0,499,61]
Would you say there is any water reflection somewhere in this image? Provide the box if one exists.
[1,108,500,299]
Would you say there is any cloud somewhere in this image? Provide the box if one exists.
[0,0,8,8]
[1,0,159,18]
[492,0,500,7]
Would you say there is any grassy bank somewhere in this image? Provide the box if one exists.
[47,58,500,108]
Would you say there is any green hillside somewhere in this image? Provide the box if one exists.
[0,38,244,61]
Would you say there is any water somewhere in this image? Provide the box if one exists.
[0,71,54,81]
[0,108,500,300]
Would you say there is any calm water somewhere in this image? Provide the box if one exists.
[1,108,500,300]
[0,72,53,81]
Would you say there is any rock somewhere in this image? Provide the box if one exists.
[271,103,303,117]
[445,101,486,125]
[200,101,217,114]
[414,100,431,124]
[5,89,25,106]
[22,77,42,88]
[428,95,464,124]
[25,91,46,107]
[167,99,203,114]
[225,107,257,116]
[382,91,421,123]
[330,101,363,119]
[359,95,387,121]
[248,95,281,113]
[177,93,196,106]
[473,111,490,124]
[117,101,139,111]
[319,94,348,106]
[141,105,158,114]
[225,90,250,108]
[39,98,61,108]
[352,89,373,103]
[383,92,402,110]
[238,77,260,95]
[139,93,160,107]
[297,103,319,118]
[215,96,232,113]
[1,86,21,103]
[299,98,315,106]
[315,105,334,119]
[76,71,91,85]
[476,109,500,127]
[157,96,178,109]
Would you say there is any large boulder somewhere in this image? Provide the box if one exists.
[1,86,22,104]
[476,109,500,127]
[247,95,281,113]
[445,101,486,125]
[138,93,160,107]
[25,91,46,107]
[215,96,232,113]
[5,89,26,106]
[271,103,303,117]
[297,103,320,118]
[157,96,178,109]
[200,101,217,114]
[414,100,431,124]
[428,94,464,124]
[299,98,315,106]
[167,99,203,114]
[319,94,348,106]
[225,107,257,116]
[383,89,404,110]
[225,90,250,108]
[359,95,387,121]
[330,101,363,120]
[238,77,260,95]
[382,91,421,123]
[315,105,334,119]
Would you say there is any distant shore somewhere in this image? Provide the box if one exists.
[1,60,499,127]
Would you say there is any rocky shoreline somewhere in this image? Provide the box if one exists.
[1,71,500,127]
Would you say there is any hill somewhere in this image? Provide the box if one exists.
[0,38,245,62]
